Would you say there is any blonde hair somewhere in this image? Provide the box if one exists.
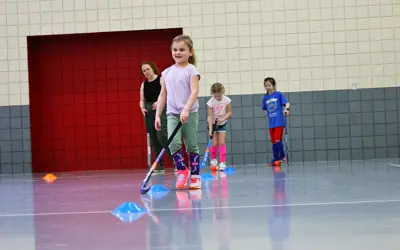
[211,82,225,95]
[172,35,196,65]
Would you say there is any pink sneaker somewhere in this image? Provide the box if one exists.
[175,168,189,189]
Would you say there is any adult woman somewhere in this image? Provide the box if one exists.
[139,61,172,172]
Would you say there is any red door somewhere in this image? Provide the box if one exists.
[28,28,182,173]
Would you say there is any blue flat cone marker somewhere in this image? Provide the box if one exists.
[224,166,237,175]
[200,173,215,180]
[148,184,169,193]
[112,211,146,223]
[148,185,169,200]
[111,202,146,223]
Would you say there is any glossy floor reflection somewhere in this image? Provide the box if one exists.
[1,159,400,250]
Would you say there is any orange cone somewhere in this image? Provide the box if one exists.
[43,173,57,183]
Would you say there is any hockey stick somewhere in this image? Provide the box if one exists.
[145,113,152,168]
[140,122,182,194]
[284,117,289,166]
[200,120,218,169]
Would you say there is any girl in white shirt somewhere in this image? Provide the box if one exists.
[207,83,232,171]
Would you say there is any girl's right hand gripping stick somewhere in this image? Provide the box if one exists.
[140,122,182,194]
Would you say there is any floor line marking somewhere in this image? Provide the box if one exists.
[1,199,400,217]
[387,163,400,168]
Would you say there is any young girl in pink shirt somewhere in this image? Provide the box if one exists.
[207,83,232,171]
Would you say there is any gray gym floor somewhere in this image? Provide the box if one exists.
[1,159,400,250]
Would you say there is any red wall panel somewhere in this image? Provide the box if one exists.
[28,29,182,173]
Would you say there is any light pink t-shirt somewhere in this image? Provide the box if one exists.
[207,95,231,125]
[162,64,200,115]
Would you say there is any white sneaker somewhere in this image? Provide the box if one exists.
[189,175,202,189]
[210,159,218,168]
[218,162,227,171]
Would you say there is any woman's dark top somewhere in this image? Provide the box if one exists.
[143,75,161,103]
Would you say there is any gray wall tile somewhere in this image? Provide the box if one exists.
[315,139,327,150]
[387,147,399,158]
[328,150,339,161]
[362,101,374,112]
[13,163,23,174]
[337,102,349,113]
[245,154,256,164]
[316,151,327,161]
[361,89,373,100]
[290,116,302,127]
[374,124,386,135]
[386,111,397,123]
[362,125,374,136]
[373,89,385,99]
[374,112,385,123]
[302,115,314,127]
[302,104,314,115]
[289,127,303,139]
[351,137,362,148]
[1,164,13,174]
[374,100,386,112]
[243,130,255,142]
[352,149,363,160]
[291,151,303,162]
[362,137,374,148]
[375,136,386,147]
[393,123,400,135]
[375,148,387,158]
[326,126,338,138]
[313,92,325,103]
[303,127,314,139]
[325,92,337,102]
[23,163,32,173]
[304,151,315,161]
[314,127,326,138]
[385,88,397,99]
[314,115,326,126]
[337,114,350,125]
[363,149,375,159]
[349,91,361,101]
[337,90,349,102]
[362,113,373,124]
[350,114,362,125]
[301,92,313,103]
[339,150,351,160]
[241,95,253,106]
[314,103,325,114]
[350,102,361,112]
[338,126,350,137]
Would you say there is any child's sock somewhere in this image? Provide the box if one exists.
[272,143,279,161]
[172,148,186,171]
[277,141,285,159]
[219,144,226,162]
[189,152,200,175]
[210,145,218,160]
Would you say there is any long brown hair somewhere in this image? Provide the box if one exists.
[171,35,196,65]
[140,61,159,76]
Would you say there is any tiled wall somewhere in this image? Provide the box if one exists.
[1,86,400,174]
[197,87,400,165]
[0,0,398,105]
[0,106,31,174]
[0,0,399,173]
